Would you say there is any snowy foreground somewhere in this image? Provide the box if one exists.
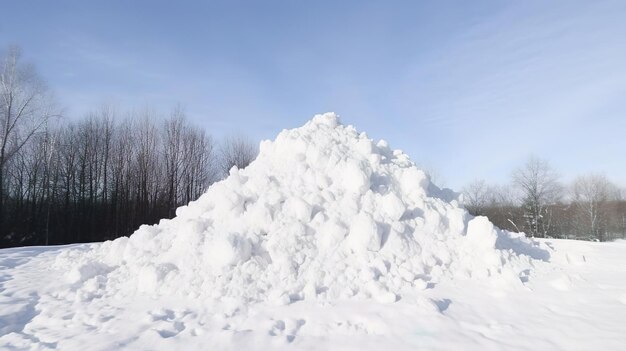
[1,239,625,350]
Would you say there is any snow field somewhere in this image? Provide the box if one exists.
[3,239,626,350]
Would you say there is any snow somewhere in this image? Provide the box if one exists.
[2,239,626,350]
[1,113,625,349]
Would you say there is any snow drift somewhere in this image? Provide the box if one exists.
[57,113,546,303]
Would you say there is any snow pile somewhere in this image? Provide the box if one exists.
[57,113,544,303]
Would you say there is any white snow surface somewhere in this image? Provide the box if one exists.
[54,113,541,304]
[7,114,626,350]
[3,239,626,350]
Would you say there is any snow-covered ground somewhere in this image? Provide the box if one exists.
[0,239,625,350]
[2,114,626,350]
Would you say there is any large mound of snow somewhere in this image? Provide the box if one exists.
[57,113,544,303]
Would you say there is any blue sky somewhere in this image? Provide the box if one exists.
[2,0,625,189]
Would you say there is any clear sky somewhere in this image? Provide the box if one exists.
[2,0,625,190]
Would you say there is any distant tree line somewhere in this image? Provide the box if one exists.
[462,157,626,241]
[0,46,257,248]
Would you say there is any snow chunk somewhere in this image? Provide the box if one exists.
[342,161,371,195]
[466,216,498,249]
[318,219,348,250]
[381,193,405,220]
[137,263,178,293]
[284,197,312,222]
[348,213,382,253]
[67,262,111,284]
[204,233,252,270]
[310,112,340,128]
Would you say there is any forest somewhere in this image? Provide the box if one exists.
[0,46,256,248]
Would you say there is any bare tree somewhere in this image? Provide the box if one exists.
[219,135,257,176]
[571,174,619,241]
[161,106,218,214]
[512,157,562,238]
[462,179,491,216]
[134,110,162,221]
[0,45,55,230]
[163,106,186,215]
[180,126,218,203]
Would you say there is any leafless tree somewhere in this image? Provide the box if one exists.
[512,156,562,237]
[162,106,218,215]
[163,107,186,215]
[462,179,491,216]
[0,46,55,229]
[181,126,218,203]
[219,135,257,176]
[571,174,619,241]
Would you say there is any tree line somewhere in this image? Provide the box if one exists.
[462,157,626,241]
[1,46,256,248]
